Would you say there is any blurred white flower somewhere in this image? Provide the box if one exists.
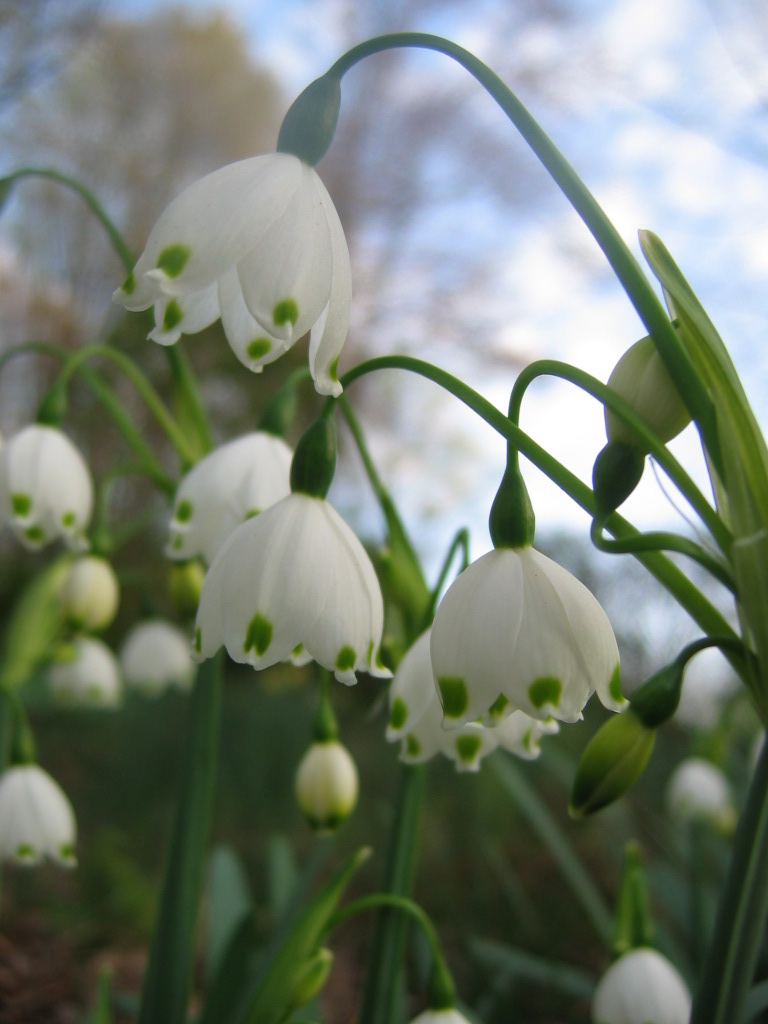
[592,948,691,1024]
[0,425,93,551]
[0,764,77,867]
[387,630,558,771]
[430,547,623,728]
[408,1009,473,1024]
[48,636,122,707]
[666,757,736,832]
[113,153,351,396]
[167,432,292,564]
[59,556,120,632]
[194,492,390,685]
[120,619,195,696]
[294,739,359,832]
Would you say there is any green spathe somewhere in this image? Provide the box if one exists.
[570,709,655,817]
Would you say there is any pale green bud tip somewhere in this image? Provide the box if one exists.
[605,334,691,448]
[277,73,342,166]
[288,948,334,1011]
[569,709,655,817]
[295,740,359,832]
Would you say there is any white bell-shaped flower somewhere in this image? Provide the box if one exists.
[0,425,93,550]
[167,432,293,564]
[194,492,391,684]
[294,739,359,832]
[48,636,122,707]
[59,556,120,632]
[408,1010,473,1024]
[592,948,691,1024]
[120,619,195,696]
[0,764,77,867]
[665,757,736,832]
[430,547,623,728]
[113,153,351,397]
[387,630,558,771]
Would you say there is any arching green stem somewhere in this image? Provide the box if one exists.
[51,344,199,467]
[426,528,471,624]
[509,360,731,554]
[329,34,719,472]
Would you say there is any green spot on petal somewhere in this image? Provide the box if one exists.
[247,337,272,360]
[244,507,260,520]
[163,299,183,331]
[24,524,45,544]
[456,734,482,763]
[329,355,340,381]
[59,842,76,862]
[523,729,533,751]
[11,493,31,516]
[488,693,509,720]
[157,243,191,278]
[528,676,562,709]
[244,613,273,656]
[389,697,408,730]
[16,843,35,860]
[175,499,193,523]
[194,627,202,653]
[405,734,420,757]
[438,676,469,719]
[609,663,624,703]
[121,271,136,295]
[336,645,356,672]
[273,298,299,327]
[61,511,76,527]
[172,535,183,551]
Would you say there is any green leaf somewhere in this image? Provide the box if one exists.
[0,555,71,689]
[137,654,222,1024]
[198,913,262,1024]
[206,845,254,982]
[267,834,300,922]
[240,846,371,1024]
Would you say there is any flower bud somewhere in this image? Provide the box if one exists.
[287,947,334,1010]
[665,757,736,834]
[605,335,691,448]
[295,739,358,832]
[570,709,655,817]
[592,947,691,1024]
[168,560,205,617]
[59,556,120,632]
[592,441,646,518]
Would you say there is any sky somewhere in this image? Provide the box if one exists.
[89,0,768,575]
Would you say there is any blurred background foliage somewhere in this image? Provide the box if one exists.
[0,2,764,1023]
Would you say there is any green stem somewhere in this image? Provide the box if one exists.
[2,167,134,272]
[359,764,427,1024]
[52,344,199,467]
[510,359,731,554]
[138,653,223,1024]
[426,528,471,623]
[690,730,768,1024]
[341,356,746,680]
[329,34,720,471]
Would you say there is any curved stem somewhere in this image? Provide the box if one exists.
[341,355,745,678]
[2,167,133,272]
[53,344,198,466]
[691,730,768,1024]
[329,34,719,470]
[510,360,731,554]
[426,528,470,623]
[590,521,735,593]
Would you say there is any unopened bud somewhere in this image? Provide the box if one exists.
[570,709,655,817]
[295,739,358,832]
[288,947,334,1010]
[168,560,205,618]
[59,556,119,632]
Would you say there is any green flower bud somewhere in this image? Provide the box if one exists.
[168,560,205,618]
[290,414,337,498]
[592,441,646,518]
[288,947,334,1011]
[605,334,691,448]
[59,556,120,632]
[277,73,342,166]
[630,661,685,728]
[488,460,535,549]
[570,709,655,817]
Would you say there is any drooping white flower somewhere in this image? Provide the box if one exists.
[48,636,122,707]
[592,948,691,1024]
[120,619,195,696]
[387,630,558,771]
[0,425,93,551]
[0,764,77,867]
[59,556,120,632]
[294,739,359,831]
[194,492,391,685]
[665,757,736,832]
[167,432,293,564]
[430,547,623,728]
[408,1009,473,1024]
[113,153,352,396]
